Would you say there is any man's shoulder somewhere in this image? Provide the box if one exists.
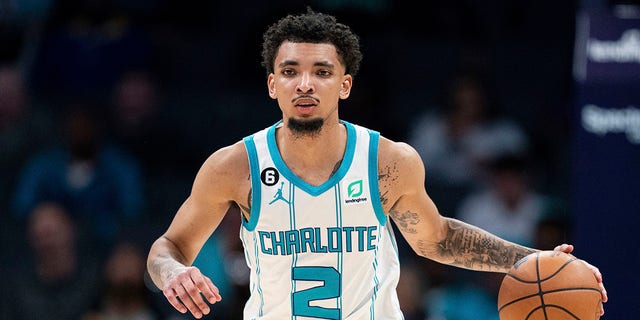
[203,141,249,175]
[378,136,420,161]
[213,139,248,160]
[377,136,425,176]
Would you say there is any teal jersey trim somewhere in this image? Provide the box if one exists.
[242,135,262,231]
[266,120,357,196]
[367,129,387,226]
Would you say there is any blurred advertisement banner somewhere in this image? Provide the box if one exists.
[574,7,640,83]
[572,6,640,319]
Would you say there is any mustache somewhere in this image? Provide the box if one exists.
[292,95,319,104]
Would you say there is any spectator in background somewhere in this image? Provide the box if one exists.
[0,63,55,276]
[109,70,162,151]
[83,241,163,320]
[107,69,184,175]
[456,153,552,247]
[0,64,54,209]
[6,201,100,320]
[407,70,529,215]
[11,104,145,249]
[534,215,572,251]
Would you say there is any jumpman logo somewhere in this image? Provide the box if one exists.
[269,181,290,205]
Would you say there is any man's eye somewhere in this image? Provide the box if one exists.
[282,69,296,76]
[317,70,332,77]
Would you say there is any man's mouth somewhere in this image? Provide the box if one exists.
[293,97,318,106]
[293,97,318,114]
[295,105,315,115]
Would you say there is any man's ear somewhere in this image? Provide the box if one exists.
[339,75,353,99]
[267,74,276,99]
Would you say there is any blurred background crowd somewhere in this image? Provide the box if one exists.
[1,0,637,319]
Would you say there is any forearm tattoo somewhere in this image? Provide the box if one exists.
[419,219,535,272]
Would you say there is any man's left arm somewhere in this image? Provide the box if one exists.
[379,139,606,310]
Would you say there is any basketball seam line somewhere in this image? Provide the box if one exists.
[498,287,602,312]
[505,258,578,284]
[499,254,599,314]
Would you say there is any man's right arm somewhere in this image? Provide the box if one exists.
[146,141,248,319]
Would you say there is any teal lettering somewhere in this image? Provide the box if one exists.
[300,228,314,253]
[355,226,367,251]
[327,228,342,253]
[257,225,378,256]
[314,228,328,253]
[271,231,286,255]
[286,230,301,255]
[259,231,272,254]
[367,226,377,250]
[342,227,354,252]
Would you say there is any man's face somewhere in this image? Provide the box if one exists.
[268,41,352,136]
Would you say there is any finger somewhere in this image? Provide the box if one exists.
[553,243,574,253]
[582,261,607,301]
[184,280,213,317]
[582,261,602,281]
[195,275,222,304]
[185,268,220,305]
[598,282,607,315]
[163,287,188,314]
[600,284,608,302]
[175,284,205,319]
[599,301,605,316]
[184,269,216,314]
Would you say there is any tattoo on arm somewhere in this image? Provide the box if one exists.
[378,162,398,207]
[238,189,251,217]
[379,190,389,206]
[418,218,536,272]
[236,175,252,217]
[389,209,419,234]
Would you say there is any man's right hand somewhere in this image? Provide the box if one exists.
[162,266,222,319]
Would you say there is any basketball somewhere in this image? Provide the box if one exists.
[497,250,602,320]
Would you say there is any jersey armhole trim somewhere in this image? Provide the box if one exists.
[242,135,261,231]
[367,130,387,226]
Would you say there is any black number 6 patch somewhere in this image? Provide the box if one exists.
[260,167,279,186]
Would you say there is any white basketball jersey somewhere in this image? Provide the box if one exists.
[240,121,403,320]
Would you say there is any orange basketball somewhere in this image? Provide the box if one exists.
[497,250,602,320]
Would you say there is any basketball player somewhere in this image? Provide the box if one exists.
[147,9,607,319]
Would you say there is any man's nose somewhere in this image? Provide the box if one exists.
[296,73,314,93]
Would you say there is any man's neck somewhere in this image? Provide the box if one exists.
[276,120,347,185]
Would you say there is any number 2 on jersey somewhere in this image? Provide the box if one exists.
[292,266,341,319]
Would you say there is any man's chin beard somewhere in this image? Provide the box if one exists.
[287,117,324,137]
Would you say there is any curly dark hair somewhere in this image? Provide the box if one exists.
[261,8,362,77]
